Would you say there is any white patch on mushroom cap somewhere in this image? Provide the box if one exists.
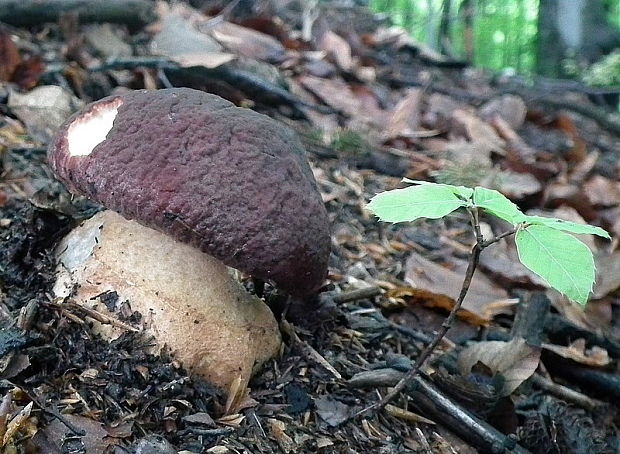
[67,98,122,156]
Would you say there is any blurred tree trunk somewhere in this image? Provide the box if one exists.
[460,0,475,63]
[439,0,455,57]
[537,0,620,77]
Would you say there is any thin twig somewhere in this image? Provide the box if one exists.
[480,227,517,248]
[530,373,604,411]
[281,320,342,380]
[333,286,383,304]
[357,207,515,416]
[22,391,86,436]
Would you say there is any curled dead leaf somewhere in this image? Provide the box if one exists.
[542,338,610,367]
[405,252,517,322]
[457,337,541,396]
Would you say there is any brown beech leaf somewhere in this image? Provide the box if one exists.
[150,12,235,69]
[31,415,113,454]
[318,30,352,71]
[0,31,20,82]
[593,250,620,298]
[490,116,536,162]
[584,175,620,207]
[451,109,506,154]
[496,170,542,199]
[12,55,44,89]
[267,418,296,453]
[458,337,541,396]
[552,113,587,161]
[479,95,527,130]
[546,291,612,331]
[405,252,517,321]
[210,21,285,62]
[298,75,358,114]
[542,338,610,367]
[382,88,423,140]
[387,287,491,326]
[423,93,464,128]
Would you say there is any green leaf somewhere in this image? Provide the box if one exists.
[523,215,611,239]
[515,225,595,304]
[367,184,467,223]
[402,178,474,200]
[473,187,526,224]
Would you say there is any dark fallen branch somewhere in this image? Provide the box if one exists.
[509,293,549,346]
[383,73,620,138]
[333,286,382,304]
[45,57,331,116]
[535,96,620,136]
[544,314,620,359]
[544,357,620,400]
[0,0,156,27]
[349,369,532,454]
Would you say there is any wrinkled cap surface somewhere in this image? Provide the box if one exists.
[48,88,330,295]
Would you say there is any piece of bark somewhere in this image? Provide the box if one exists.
[0,0,156,27]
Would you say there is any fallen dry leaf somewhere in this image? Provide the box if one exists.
[210,21,286,62]
[2,401,32,446]
[382,88,423,140]
[8,85,84,143]
[458,337,540,396]
[385,404,435,425]
[479,95,527,130]
[182,412,216,427]
[423,93,464,128]
[491,116,537,162]
[547,290,612,331]
[405,252,516,321]
[12,55,44,90]
[267,418,296,453]
[84,24,132,59]
[553,113,587,161]
[542,338,610,367]
[315,396,351,427]
[0,31,21,81]
[150,12,235,69]
[387,287,492,326]
[318,30,353,71]
[30,414,113,454]
[496,170,542,199]
[298,75,385,129]
[298,74,361,116]
[593,250,620,298]
[584,175,620,207]
[451,109,506,154]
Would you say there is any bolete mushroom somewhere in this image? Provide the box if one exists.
[48,88,330,390]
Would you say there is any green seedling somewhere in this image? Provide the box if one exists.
[362,179,610,414]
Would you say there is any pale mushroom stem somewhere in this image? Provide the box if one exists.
[53,210,281,391]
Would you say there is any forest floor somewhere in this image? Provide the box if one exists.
[0,1,619,453]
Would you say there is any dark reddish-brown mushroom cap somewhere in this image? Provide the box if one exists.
[47,88,330,296]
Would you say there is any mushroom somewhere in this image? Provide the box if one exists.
[47,88,331,390]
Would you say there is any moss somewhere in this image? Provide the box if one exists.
[582,51,620,86]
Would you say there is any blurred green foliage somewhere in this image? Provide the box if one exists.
[370,0,620,75]
[582,51,620,86]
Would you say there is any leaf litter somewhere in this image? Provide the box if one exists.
[0,1,619,453]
